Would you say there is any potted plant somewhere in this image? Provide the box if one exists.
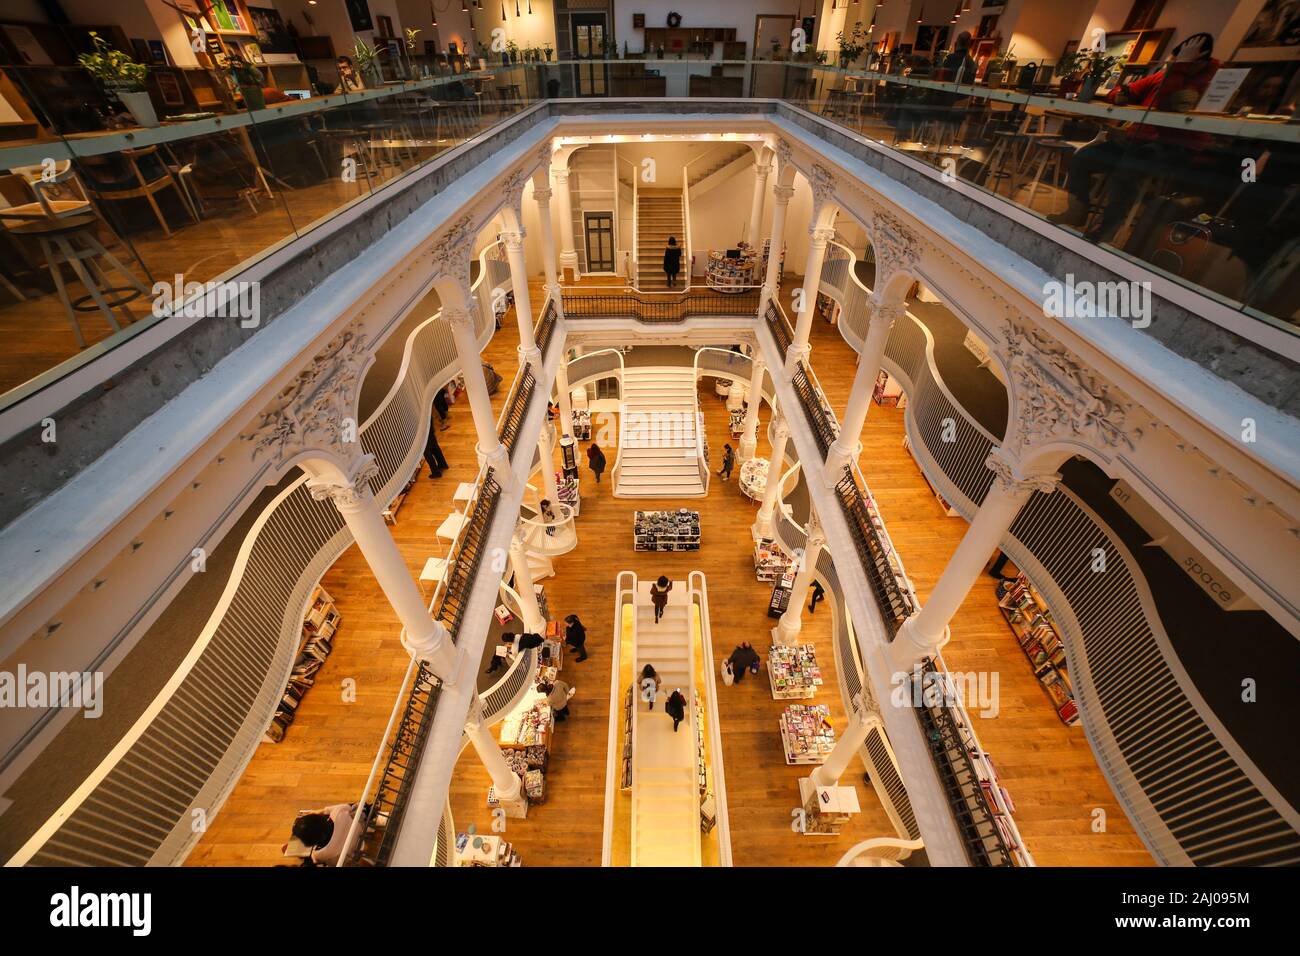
[228,54,265,110]
[506,40,520,65]
[78,31,157,128]
[984,48,1017,89]
[1055,50,1087,98]
[544,42,553,62]
[352,38,386,85]
[1080,51,1124,102]
[835,21,868,69]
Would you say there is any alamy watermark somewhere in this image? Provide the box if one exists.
[0,666,104,718]
[1042,273,1151,328]
[152,273,261,328]
[891,665,1000,719]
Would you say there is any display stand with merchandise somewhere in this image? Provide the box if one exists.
[997,575,1079,725]
[768,643,822,700]
[779,703,835,765]
[767,567,796,618]
[455,832,522,867]
[633,509,701,551]
[264,586,339,743]
[557,474,581,516]
[739,457,767,500]
[571,409,592,440]
[796,778,860,835]
[498,689,556,805]
[706,247,759,291]
[753,536,791,582]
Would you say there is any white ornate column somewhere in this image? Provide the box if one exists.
[445,305,512,477]
[786,165,838,369]
[752,409,789,541]
[554,167,579,281]
[307,456,460,682]
[772,507,827,645]
[533,176,564,317]
[824,301,904,480]
[811,694,879,788]
[508,525,546,633]
[738,357,766,464]
[554,357,574,441]
[747,159,771,250]
[890,447,1061,671]
[500,228,540,367]
[787,226,836,369]
[464,694,528,817]
[760,183,794,314]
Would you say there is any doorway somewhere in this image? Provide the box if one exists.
[751,14,796,98]
[584,211,615,272]
[572,13,609,97]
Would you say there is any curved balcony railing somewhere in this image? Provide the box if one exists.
[519,501,578,557]
[826,295,1300,865]
[11,242,510,868]
[497,362,538,457]
[535,298,560,359]
[563,286,761,322]
[791,361,841,459]
[764,299,794,356]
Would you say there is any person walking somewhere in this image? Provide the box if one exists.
[423,414,448,478]
[665,688,687,733]
[717,443,736,480]
[650,575,672,623]
[542,679,574,721]
[663,237,682,289]
[433,386,451,430]
[808,580,826,614]
[726,642,760,684]
[540,498,557,536]
[639,664,662,710]
[564,614,588,662]
[587,443,607,483]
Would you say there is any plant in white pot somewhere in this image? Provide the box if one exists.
[78,31,157,128]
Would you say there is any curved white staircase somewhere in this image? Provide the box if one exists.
[615,366,706,498]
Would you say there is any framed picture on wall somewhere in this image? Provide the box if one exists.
[153,68,187,107]
[345,0,375,34]
[1237,0,1300,61]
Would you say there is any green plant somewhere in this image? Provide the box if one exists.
[1086,51,1124,79]
[835,21,869,64]
[352,37,386,77]
[77,31,148,91]
[404,27,421,52]
[506,39,520,59]
[544,42,553,58]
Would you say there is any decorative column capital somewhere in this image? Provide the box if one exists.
[809,225,836,245]
[771,408,790,441]
[772,184,795,204]
[442,305,478,332]
[754,161,772,179]
[804,506,826,550]
[984,446,1061,497]
[553,167,570,185]
[869,300,906,330]
[810,163,837,211]
[307,454,380,511]
[775,137,794,169]
[870,207,921,278]
[533,184,552,203]
[500,228,526,251]
[502,168,528,214]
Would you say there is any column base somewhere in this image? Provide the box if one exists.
[402,622,461,683]
[477,441,514,483]
[738,435,758,464]
[751,513,775,543]
[772,612,803,646]
[888,618,950,675]
[491,788,529,819]
[517,344,542,368]
[784,343,811,373]
[824,440,859,486]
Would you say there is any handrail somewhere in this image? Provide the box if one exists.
[534,298,559,360]
[835,837,925,866]
[765,299,794,356]
[791,361,840,458]
[631,158,640,286]
[689,571,732,866]
[564,286,761,321]
[518,500,578,555]
[681,164,693,292]
[695,410,709,494]
[603,571,638,866]
[496,362,537,456]
[833,465,917,637]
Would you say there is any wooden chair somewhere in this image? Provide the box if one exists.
[81,146,199,237]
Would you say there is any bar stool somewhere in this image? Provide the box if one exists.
[980,130,1027,193]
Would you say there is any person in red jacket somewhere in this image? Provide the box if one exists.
[1049,33,1220,242]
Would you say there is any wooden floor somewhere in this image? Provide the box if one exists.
[192,276,1151,867]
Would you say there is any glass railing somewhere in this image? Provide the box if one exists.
[0,61,542,411]
[3,56,1293,418]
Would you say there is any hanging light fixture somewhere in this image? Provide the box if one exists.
[528,0,533,13]
[430,1,438,27]
[501,2,506,21]
[917,5,925,24]
[515,0,521,17]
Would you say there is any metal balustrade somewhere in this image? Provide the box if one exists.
[357,469,502,867]
[791,362,839,459]
[562,287,760,322]
[833,467,916,637]
[764,299,793,356]
[535,299,559,359]
[913,669,1016,867]
[497,363,537,457]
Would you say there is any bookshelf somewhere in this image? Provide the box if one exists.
[996,575,1079,725]
[739,456,767,500]
[767,567,796,618]
[263,585,338,743]
[706,249,759,291]
[633,509,700,552]
[753,536,791,583]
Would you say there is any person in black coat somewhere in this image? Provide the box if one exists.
[808,580,826,613]
[433,387,451,430]
[726,642,760,683]
[423,415,448,478]
[664,688,687,732]
[564,614,588,662]
[663,236,682,288]
[587,443,607,483]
